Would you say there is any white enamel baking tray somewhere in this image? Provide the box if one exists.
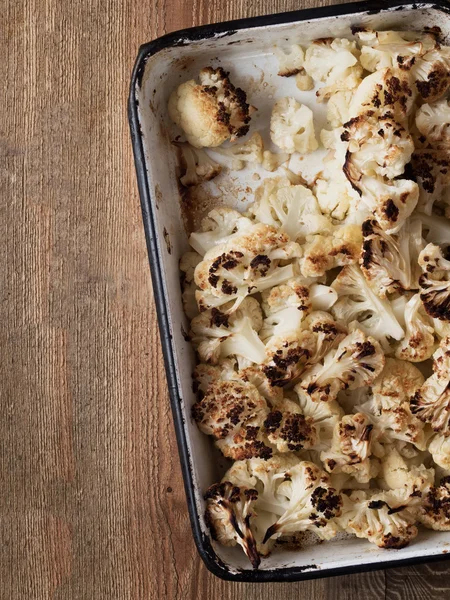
[129,0,450,581]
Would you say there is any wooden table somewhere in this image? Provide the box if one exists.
[3,0,450,597]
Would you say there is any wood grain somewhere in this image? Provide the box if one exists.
[2,0,450,598]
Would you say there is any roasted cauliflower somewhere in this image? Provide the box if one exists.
[270,97,319,154]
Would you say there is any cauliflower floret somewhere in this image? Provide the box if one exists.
[359,358,427,450]
[336,488,419,549]
[300,328,385,403]
[270,97,318,154]
[261,278,311,317]
[419,476,450,531]
[411,149,450,215]
[189,207,253,256]
[296,72,314,91]
[274,44,305,77]
[204,482,260,568]
[261,150,290,172]
[194,222,302,313]
[176,143,222,186]
[190,298,265,367]
[210,132,264,170]
[412,47,450,103]
[342,115,414,180]
[301,311,347,364]
[304,38,362,101]
[356,29,430,73]
[320,413,379,483]
[410,378,450,435]
[313,158,363,221]
[263,398,317,453]
[350,67,416,122]
[429,433,450,470]
[378,445,434,492]
[300,224,363,278]
[418,243,450,321]
[295,386,343,445]
[261,331,316,388]
[180,251,202,319]
[309,284,338,312]
[434,335,450,379]
[192,379,272,460]
[355,175,419,234]
[168,67,254,148]
[262,461,342,543]
[192,360,237,395]
[416,99,450,143]
[395,293,435,363]
[327,91,353,128]
[239,365,283,405]
[331,264,405,348]
[360,218,423,298]
[248,178,331,242]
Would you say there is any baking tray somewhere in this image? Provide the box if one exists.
[129,0,450,581]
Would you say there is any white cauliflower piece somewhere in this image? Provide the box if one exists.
[261,150,290,172]
[336,488,420,549]
[379,445,434,492]
[419,212,450,245]
[248,178,331,242]
[194,221,302,313]
[189,207,253,256]
[313,158,362,221]
[412,46,450,103]
[331,264,405,349]
[210,132,264,170]
[296,72,314,91]
[204,481,261,568]
[327,91,353,128]
[180,251,202,319]
[356,29,429,73]
[262,461,342,543]
[192,360,237,395]
[190,298,265,366]
[270,97,318,154]
[416,99,450,144]
[168,66,254,148]
[300,328,385,403]
[300,224,363,278]
[274,44,305,77]
[301,311,347,365]
[320,413,379,483]
[429,434,450,470]
[176,143,222,186]
[395,293,435,363]
[309,284,338,312]
[261,278,311,317]
[418,243,450,321]
[304,38,362,101]
[360,217,423,298]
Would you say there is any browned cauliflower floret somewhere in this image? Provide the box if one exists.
[262,461,342,543]
[395,294,435,363]
[410,337,450,435]
[204,481,260,568]
[350,67,416,122]
[419,477,450,531]
[261,278,311,319]
[190,298,265,367]
[418,243,450,321]
[263,399,317,453]
[359,358,427,450]
[192,379,272,460]
[429,433,450,470]
[336,488,420,549]
[295,386,343,445]
[194,221,302,313]
[378,445,434,492]
[274,44,306,77]
[189,207,253,257]
[302,311,347,364]
[261,330,316,389]
[342,114,414,180]
[175,142,222,186]
[320,413,379,483]
[411,148,450,215]
[168,67,254,148]
[300,329,385,403]
[360,218,423,298]
[300,224,362,278]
